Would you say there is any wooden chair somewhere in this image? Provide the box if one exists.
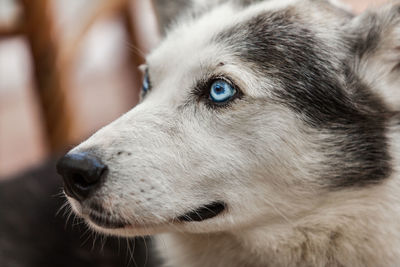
[0,0,145,153]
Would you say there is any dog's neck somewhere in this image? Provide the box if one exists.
[158,180,400,267]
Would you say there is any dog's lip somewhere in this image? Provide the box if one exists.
[88,212,127,229]
[177,201,226,222]
[85,201,227,230]
[86,209,166,230]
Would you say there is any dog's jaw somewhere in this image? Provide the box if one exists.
[158,179,400,267]
[67,195,229,236]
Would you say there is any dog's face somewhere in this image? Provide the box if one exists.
[58,0,400,237]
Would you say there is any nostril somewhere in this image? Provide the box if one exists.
[56,152,108,201]
[71,172,96,190]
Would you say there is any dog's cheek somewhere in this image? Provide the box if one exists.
[186,106,324,210]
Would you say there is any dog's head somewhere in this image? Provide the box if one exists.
[57,0,400,236]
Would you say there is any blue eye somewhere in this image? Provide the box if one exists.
[209,80,236,103]
[142,73,150,95]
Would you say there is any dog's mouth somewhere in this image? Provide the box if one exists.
[177,201,226,222]
[86,201,226,230]
[88,212,127,229]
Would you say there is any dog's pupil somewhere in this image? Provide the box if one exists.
[215,86,224,94]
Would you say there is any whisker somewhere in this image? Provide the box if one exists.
[143,236,149,267]
[81,226,93,247]
[92,231,99,251]
[126,42,146,60]
[100,234,107,252]
[52,189,66,198]
[55,201,69,217]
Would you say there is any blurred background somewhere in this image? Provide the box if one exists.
[0,0,160,179]
[0,0,390,266]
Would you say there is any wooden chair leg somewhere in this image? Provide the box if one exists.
[20,0,73,152]
[122,0,145,102]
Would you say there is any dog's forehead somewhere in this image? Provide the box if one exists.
[147,0,306,78]
[147,0,349,84]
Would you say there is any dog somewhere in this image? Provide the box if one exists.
[57,0,400,266]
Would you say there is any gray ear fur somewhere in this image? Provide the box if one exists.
[350,1,400,110]
[151,0,193,35]
[150,0,271,35]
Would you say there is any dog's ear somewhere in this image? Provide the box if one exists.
[349,2,400,110]
[151,0,194,35]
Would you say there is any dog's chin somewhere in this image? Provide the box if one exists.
[66,197,227,236]
[66,198,163,235]
[86,218,169,236]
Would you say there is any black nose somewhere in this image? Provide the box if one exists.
[56,153,107,201]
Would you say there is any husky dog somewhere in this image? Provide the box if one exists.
[57,0,400,266]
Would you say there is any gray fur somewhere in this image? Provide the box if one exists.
[151,0,192,34]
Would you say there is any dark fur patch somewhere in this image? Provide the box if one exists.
[234,0,265,6]
[350,14,381,60]
[350,5,400,72]
[214,9,392,187]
